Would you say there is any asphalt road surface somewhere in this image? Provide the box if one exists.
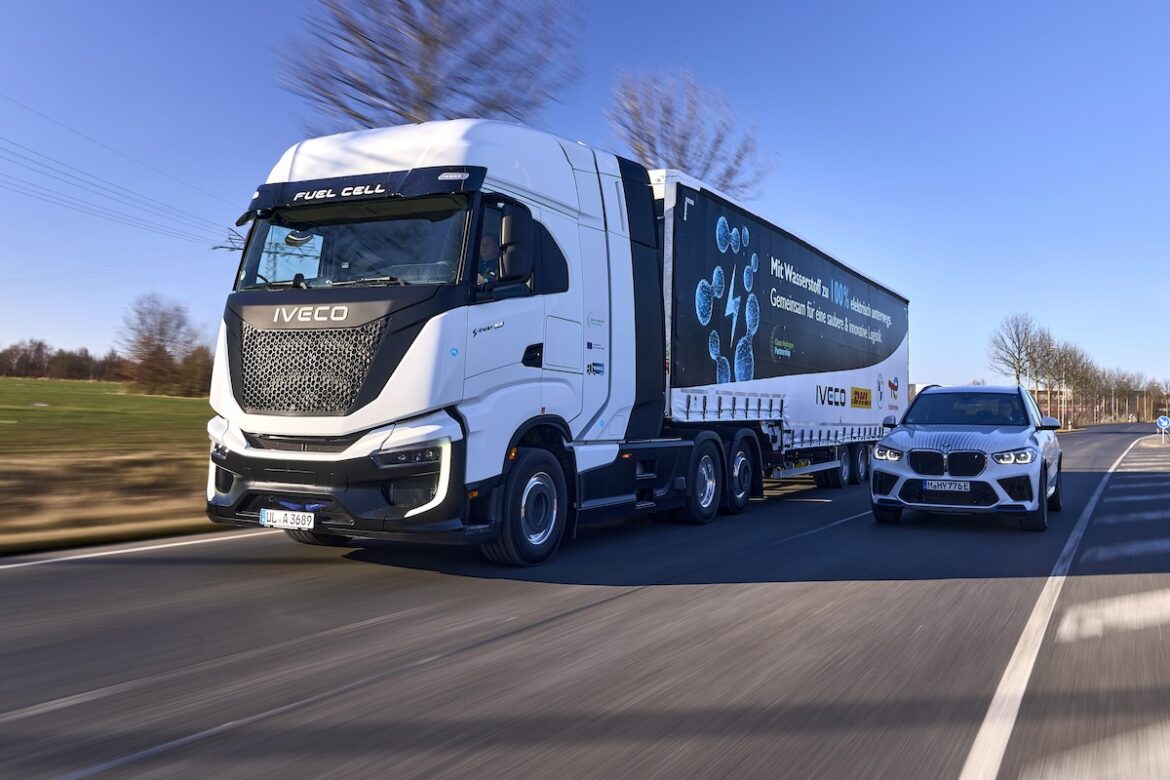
[2,423,1168,778]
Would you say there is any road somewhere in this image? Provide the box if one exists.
[2,423,1168,778]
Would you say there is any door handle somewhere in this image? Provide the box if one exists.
[522,343,543,368]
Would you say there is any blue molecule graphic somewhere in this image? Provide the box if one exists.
[745,293,760,336]
[750,252,759,272]
[741,226,749,247]
[708,330,721,360]
[695,279,713,326]
[730,227,741,254]
[715,217,730,253]
[743,265,753,292]
[716,356,731,384]
[734,336,755,382]
[711,266,726,299]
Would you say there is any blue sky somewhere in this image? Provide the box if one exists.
[1,0,1167,385]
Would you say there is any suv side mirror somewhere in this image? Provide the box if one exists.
[882,415,897,429]
[1038,416,1061,431]
[500,205,533,281]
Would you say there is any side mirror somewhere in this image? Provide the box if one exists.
[1038,416,1061,431]
[500,205,533,281]
[882,415,897,429]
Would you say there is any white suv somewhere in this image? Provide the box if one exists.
[870,385,1062,531]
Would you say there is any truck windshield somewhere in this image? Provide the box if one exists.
[902,392,1029,426]
[237,195,469,289]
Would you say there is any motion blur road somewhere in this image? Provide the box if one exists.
[3,423,1168,778]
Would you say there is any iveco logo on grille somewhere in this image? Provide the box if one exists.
[273,305,350,324]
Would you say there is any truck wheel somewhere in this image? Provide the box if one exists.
[1020,468,1049,532]
[723,438,755,514]
[824,449,851,489]
[1047,458,1063,512]
[482,448,567,566]
[285,529,350,547]
[849,444,869,485]
[675,440,723,524]
[872,505,902,524]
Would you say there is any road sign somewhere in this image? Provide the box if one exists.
[1158,416,1170,430]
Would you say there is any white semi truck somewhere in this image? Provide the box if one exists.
[207,119,909,565]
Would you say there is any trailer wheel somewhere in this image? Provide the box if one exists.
[285,529,350,547]
[849,444,869,485]
[824,448,851,489]
[723,438,755,514]
[675,439,723,525]
[481,448,567,566]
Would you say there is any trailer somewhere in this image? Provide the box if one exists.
[206,119,908,565]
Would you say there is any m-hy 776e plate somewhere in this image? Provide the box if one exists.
[923,480,971,492]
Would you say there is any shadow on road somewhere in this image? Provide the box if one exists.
[342,462,1170,587]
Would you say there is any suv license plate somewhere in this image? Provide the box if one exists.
[924,480,970,492]
[259,509,315,530]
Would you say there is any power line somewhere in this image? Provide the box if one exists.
[0,171,222,246]
[0,90,238,208]
[0,138,229,232]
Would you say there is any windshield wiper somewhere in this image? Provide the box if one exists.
[326,276,409,287]
[241,273,311,291]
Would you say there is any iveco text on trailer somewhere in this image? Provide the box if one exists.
[207,120,909,565]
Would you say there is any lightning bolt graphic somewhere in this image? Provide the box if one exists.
[724,265,740,348]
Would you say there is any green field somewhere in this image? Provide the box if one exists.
[0,378,211,454]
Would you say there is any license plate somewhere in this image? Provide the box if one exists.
[259,508,315,530]
[924,480,970,492]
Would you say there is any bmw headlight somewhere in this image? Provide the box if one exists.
[992,448,1035,465]
[874,445,904,462]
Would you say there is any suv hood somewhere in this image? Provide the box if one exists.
[881,424,1035,453]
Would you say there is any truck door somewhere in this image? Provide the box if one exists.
[536,210,583,424]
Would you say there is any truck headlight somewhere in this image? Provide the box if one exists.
[992,448,1035,465]
[372,439,447,469]
[873,445,903,462]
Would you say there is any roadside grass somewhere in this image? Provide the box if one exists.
[0,378,211,539]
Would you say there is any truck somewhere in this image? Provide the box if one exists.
[207,119,909,565]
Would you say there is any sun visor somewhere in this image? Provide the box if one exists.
[240,166,487,219]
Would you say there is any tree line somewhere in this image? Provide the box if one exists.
[988,313,1169,426]
[1,293,212,397]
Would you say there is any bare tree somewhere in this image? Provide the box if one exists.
[281,0,580,132]
[120,293,199,395]
[987,313,1036,385]
[607,70,774,199]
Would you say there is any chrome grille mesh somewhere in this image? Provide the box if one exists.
[239,319,387,414]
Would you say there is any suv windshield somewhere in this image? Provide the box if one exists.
[902,392,1029,426]
[237,195,469,289]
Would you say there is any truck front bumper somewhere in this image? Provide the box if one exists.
[205,413,496,545]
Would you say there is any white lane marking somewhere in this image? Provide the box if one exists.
[1080,538,1170,563]
[0,530,270,572]
[1101,480,1170,489]
[1097,510,1170,525]
[958,435,1148,780]
[1055,587,1170,642]
[1102,492,1170,503]
[781,497,833,503]
[1019,719,1170,779]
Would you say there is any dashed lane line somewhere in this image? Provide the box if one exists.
[1055,587,1170,642]
[1080,538,1170,564]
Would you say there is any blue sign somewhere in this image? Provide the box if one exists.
[1157,416,1170,430]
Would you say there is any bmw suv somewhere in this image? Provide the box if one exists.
[870,385,1063,530]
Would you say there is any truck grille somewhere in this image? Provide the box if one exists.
[239,319,388,415]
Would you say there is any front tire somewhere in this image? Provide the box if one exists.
[1020,468,1049,531]
[285,528,350,547]
[1047,458,1063,512]
[675,440,723,524]
[482,448,567,566]
[723,438,755,514]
